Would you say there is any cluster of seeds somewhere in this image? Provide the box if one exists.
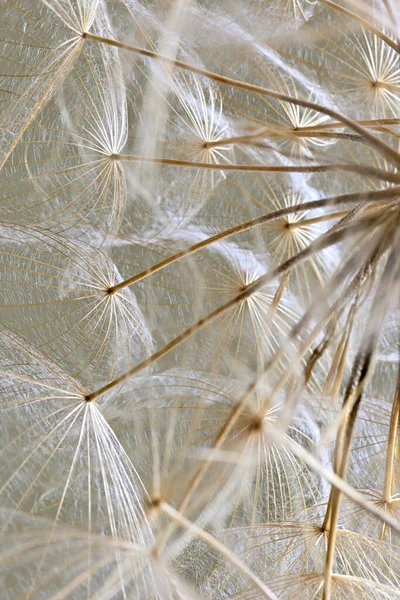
[0,1,399,599]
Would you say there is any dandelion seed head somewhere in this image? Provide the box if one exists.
[1,0,400,598]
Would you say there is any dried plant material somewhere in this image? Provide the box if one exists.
[0,0,399,599]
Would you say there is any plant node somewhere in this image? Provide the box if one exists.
[147,495,162,511]
[247,414,264,434]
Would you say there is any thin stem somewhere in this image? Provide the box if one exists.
[87,210,385,400]
[321,350,372,599]
[86,286,259,401]
[156,217,396,552]
[383,368,400,502]
[205,129,365,149]
[115,154,400,183]
[159,502,279,600]
[321,235,400,599]
[299,118,400,132]
[323,302,357,401]
[258,208,390,423]
[109,187,400,295]
[319,0,400,52]
[273,433,400,534]
[322,347,374,599]
[382,0,400,45]
[321,490,340,600]
[83,32,400,168]
[0,38,85,170]
[289,210,349,228]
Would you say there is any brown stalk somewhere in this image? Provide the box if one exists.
[319,0,400,52]
[322,349,374,600]
[109,187,400,295]
[83,31,400,168]
[153,213,397,553]
[86,210,386,403]
[383,367,400,503]
[114,153,400,182]
[159,502,279,600]
[321,231,400,600]
[259,209,390,422]
[297,118,400,132]
[204,129,365,148]
[379,366,400,539]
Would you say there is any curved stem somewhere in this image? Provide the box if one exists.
[84,32,400,168]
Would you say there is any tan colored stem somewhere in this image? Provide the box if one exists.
[115,154,400,183]
[319,0,400,52]
[205,129,364,149]
[0,39,85,170]
[323,302,357,401]
[84,32,400,168]
[167,232,378,544]
[158,220,395,551]
[110,187,399,295]
[277,434,400,533]
[290,210,350,228]
[322,350,374,599]
[299,118,400,132]
[159,502,279,600]
[86,211,382,402]
[260,216,387,419]
[321,490,340,600]
[383,371,400,502]
[321,232,400,598]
